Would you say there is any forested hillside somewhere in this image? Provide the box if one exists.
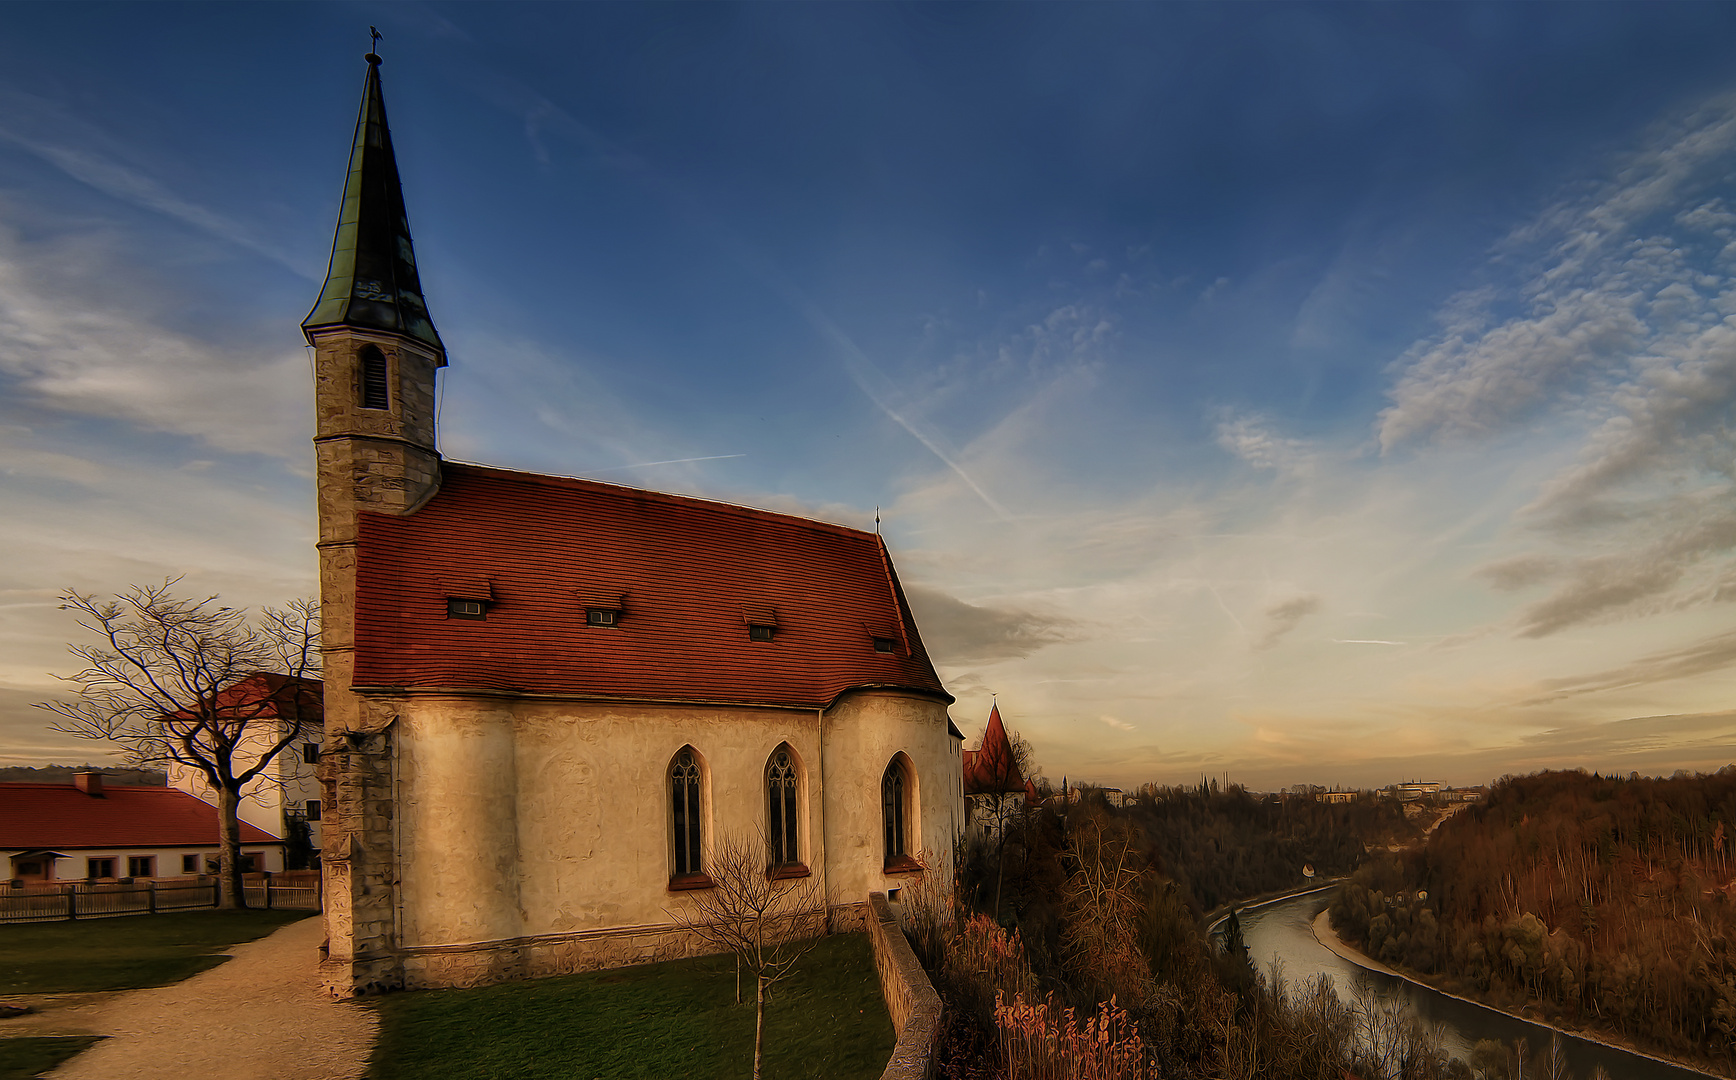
[1331,768,1736,1072]
[1124,781,1418,912]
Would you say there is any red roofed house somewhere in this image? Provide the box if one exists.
[164,673,325,860]
[306,53,963,995]
[3,773,284,884]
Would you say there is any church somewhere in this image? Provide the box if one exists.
[307,51,963,995]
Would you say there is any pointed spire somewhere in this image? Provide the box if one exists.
[963,701,1024,795]
[303,50,444,355]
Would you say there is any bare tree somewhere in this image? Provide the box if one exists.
[666,831,826,1080]
[36,581,319,909]
[974,727,1031,919]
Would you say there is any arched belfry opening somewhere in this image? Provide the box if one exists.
[358,345,389,410]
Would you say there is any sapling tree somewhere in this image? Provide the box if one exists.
[666,831,825,1080]
[36,581,319,909]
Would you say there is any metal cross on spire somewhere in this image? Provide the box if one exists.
[368,26,382,62]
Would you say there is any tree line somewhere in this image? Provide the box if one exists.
[1330,768,1736,1073]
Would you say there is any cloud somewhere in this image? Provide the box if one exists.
[1099,715,1135,731]
[1378,90,1736,639]
[0,90,311,278]
[1475,554,1562,592]
[1258,594,1322,650]
[1215,412,1314,477]
[1512,505,1736,637]
[0,221,311,459]
[1524,628,1736,702]
[904,584,1080,664]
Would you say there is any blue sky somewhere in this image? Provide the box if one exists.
[4,3,1736,789]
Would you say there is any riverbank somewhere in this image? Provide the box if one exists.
[1202,878,1345,934]
[1309,909,1724,1079]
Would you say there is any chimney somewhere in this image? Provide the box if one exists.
[74,772,104,797]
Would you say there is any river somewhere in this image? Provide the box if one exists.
[1225,889,1722,1080]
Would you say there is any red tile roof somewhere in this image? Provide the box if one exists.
[963,704,1025,795]
[0,783,282,849]
[352,464,951,708]
[166,672,323,724]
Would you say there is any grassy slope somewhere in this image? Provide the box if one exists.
[368,933,895,1080]
[0,909,312,994]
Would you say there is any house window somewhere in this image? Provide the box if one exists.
[873,637,896,653]
[359,345,390,410]
[182,854,200,875]
[882,760,907,864]
[240,853,262,873]
[302,742,320,765]
[748,624,776,642]
[586,607,619,627]
[127,856,155,878]
[305,799,322,822]
[670,748,703,879]
[16,861,41,877]
[767,746,800,868]
[87,858,115,880]
[447,598,487,619]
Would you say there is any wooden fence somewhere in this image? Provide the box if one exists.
[0,872,320,923]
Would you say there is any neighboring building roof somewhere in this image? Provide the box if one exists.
[302,53,444,354]
[963,704,1025,795]
[352,463,952,708]
[166,673,323,726]
[0,783,283,849]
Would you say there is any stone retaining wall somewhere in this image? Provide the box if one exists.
[866,891,943,1080]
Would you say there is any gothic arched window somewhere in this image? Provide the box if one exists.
[359,345,390,410]
[882,757,908,865]
[670,747,703,878]
[767,746,800,868]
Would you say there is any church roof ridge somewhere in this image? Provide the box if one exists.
[302,51,444,354]
[438,461,885,544]
[351,463,953,707]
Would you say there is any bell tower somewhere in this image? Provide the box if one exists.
[305,47,443,996]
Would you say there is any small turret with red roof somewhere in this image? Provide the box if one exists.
[963,702,1026,795]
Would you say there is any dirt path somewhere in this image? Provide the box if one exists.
[25,915,376,1080]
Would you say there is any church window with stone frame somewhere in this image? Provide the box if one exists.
[358,345,390,410]
[669,747,705,885]
[882,757,909,867]
[767,745,801,871]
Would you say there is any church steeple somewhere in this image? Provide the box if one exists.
[303,52,444,356]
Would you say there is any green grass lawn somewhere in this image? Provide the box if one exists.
[0,909,313,994]
[0,1037,103,1080]
[367,932,895,1080]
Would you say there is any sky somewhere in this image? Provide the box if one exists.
[3,3,1736,791]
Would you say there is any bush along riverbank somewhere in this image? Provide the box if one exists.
[1329,768,1736,1078]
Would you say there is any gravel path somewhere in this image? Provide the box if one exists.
[41,915,377,1080]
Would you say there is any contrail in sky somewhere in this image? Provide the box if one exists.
[469,71,1009,518]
